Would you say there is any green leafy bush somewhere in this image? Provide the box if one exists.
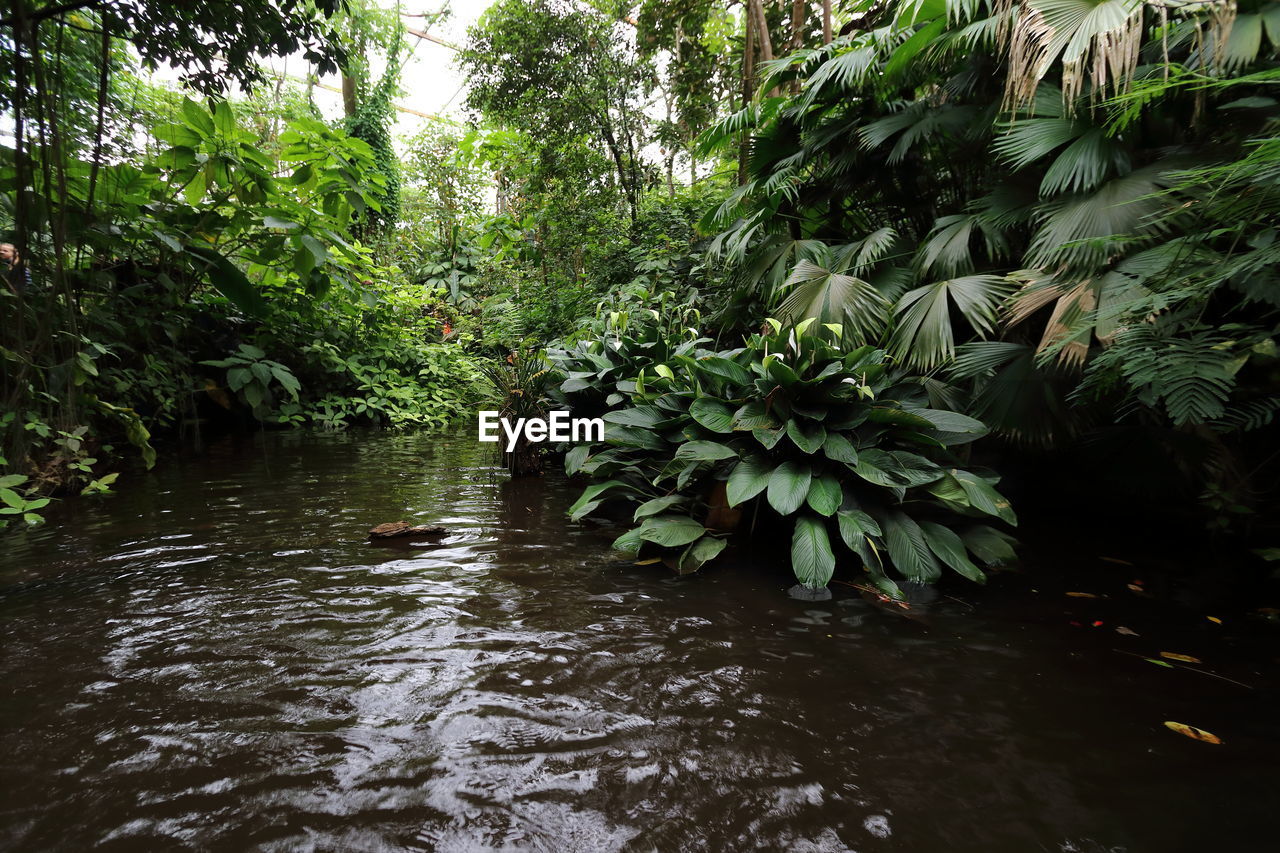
[564,319,1017,595]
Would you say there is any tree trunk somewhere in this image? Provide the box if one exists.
[739,5,756,186]
[790,0,806,93]
[823,0,832,44]
[341,73,358,117]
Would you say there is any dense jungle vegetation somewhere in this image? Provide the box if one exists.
[3,0,1278,595]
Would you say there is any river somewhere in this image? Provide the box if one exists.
[1,429,1276,851]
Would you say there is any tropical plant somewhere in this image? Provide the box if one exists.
[564,320,1017,594]
[693,0,1280,530]
[479,353,555,475]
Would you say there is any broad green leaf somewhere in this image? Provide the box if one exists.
[183,170,207,205]
[908,408,989,444]
[821,432,858,464]
[638,514,707,547]
[753,427,785,449]
[602,406,665,428]
[866,407,936,429]
[613,526,644,554]
[0,475,25,489]
[925,473,970,511]
[837,508,882,549]
[270,367,301,399]
[227,367,251,391]
[249,361,272,387]
[882,511,942,582]
[187,245,267,318]
[263,215,300,230]
[634,495,687,521]
[806,474,842,517]
[952,469,1017,524]
[211,99,236,135]
[606,424,667,451]
[726,454,772,506]
[675,440,736,461]
[767,461,811,516]
[300,234,328,267]
[564,444,590,476]
[791,515,836,588]
[679,535,727,573]
[181,97,215,135]
[920,521,986,583]
[786,419,826,453]
[732,400,778,430]
[889,451,944,486]
[569,480,626,521]
[0,488,24,509]
[698,357,751,385]
[963,524,1018,565]
[690,397,735,433]
[853,448,905,487]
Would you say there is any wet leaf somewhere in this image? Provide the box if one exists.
[634,558,663,566]
[1206,616,1222,624]
[1159,652,1202,664]
[1163,721,1222,744]
[1116,626,1139,636]
[1065,591,1098,598]
[1127,583,1144,593]
[1145,658,1174,668]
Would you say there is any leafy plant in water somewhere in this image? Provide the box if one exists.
[565,319,1017,594]
[201,344,302,421]
[480,352,555,475]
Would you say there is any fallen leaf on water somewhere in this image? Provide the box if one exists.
[1127,584,1144,593]
[635,558,663,566]
[1164,721,1222,744]
[1160,652,1203,664]
[1116,626,1139,636]
[1101,556,1134,566]
[1207,616,1222,624]
[1066,592,1098,598]
[1145,658,1174,668]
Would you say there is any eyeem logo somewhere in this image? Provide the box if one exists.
[478,411,604,451]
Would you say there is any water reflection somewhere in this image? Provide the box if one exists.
[0,429,1276,851]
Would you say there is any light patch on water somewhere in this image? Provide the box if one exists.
[863,815,891,838]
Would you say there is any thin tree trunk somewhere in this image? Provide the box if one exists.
[823,0,832,44]
[739,5,756,186]
[749,0,774,63]
[790,0,806,93]
[341,74,358,116]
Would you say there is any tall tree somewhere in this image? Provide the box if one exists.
[461,0,652,223]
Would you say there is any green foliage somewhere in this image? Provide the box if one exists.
[694,0,1280,530]
[562,320,1016,591]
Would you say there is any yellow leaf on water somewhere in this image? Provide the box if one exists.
[1207,616,1222,624]
[634,558,663,565]
[1065,591,1098,598]
[1127,583,1144,593]
[1164,721,1222,744]
[1159,652,1202,664]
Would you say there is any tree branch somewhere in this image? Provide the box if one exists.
[0,0,102,29]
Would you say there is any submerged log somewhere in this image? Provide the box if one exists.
[368,522,448,540]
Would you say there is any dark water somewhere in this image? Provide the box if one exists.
[2,430,1278,852]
